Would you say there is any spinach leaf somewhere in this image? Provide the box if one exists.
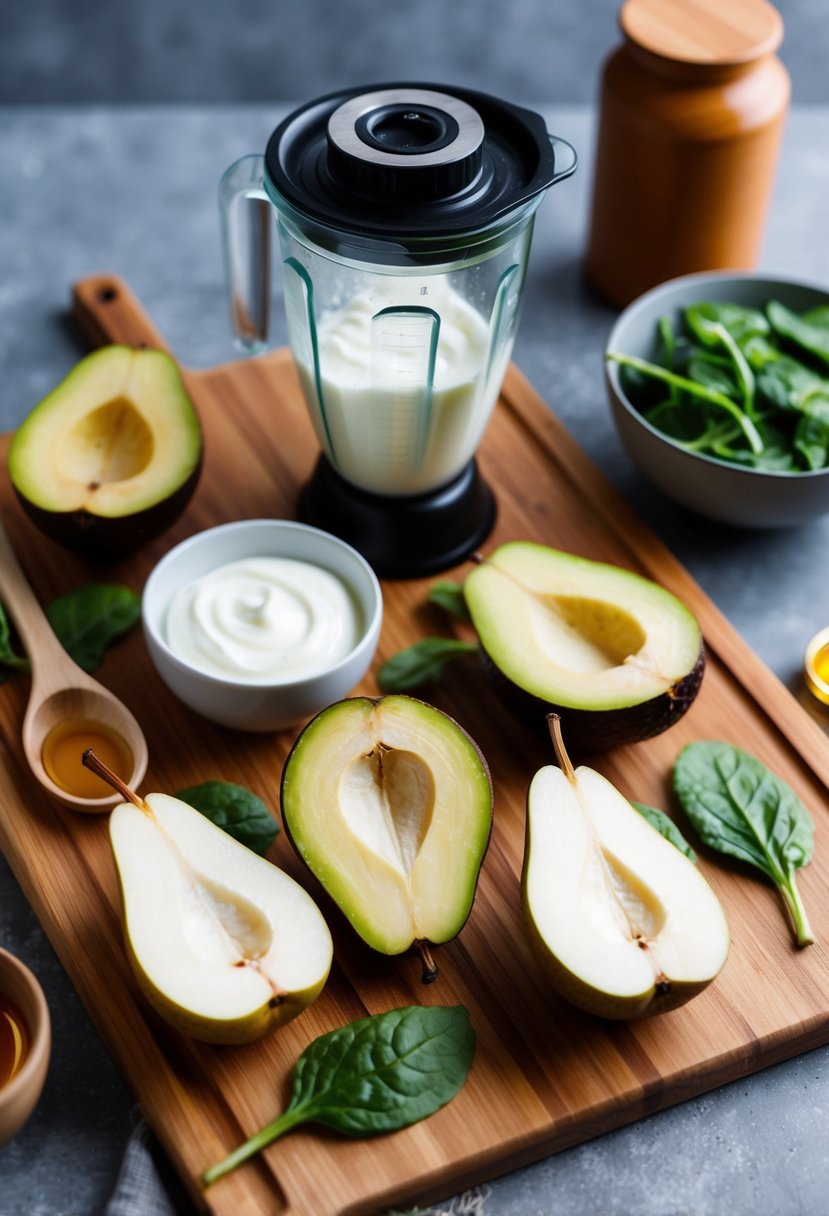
[428,580,471,622]
[46,584,140,671]
[203,1005,475,1185]
[794,402,829,470]
[742,333,782,368]
[768,299,829,367]
[686,315,756,416]
[0,600,31,679]
[756,357,829,412]
[657,315,676,369]
[684,302,770,346]
[377,638,477,692]
[175,781,278,855]
[606,352,764,454]
[673,741,815,946]
[631,801,697,862]
[727,419,800,472]
[687,352,740,400]
[803,305,829,331]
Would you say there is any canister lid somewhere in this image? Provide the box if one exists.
[265,82,561,240]
[621,0,783,66]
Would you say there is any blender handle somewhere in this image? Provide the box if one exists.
[549,135,578,184]
[218,154,272,354]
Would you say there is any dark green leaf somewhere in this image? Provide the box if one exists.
[687,352,740,399]
[802,305,829,332]
[377,638,477,692]
[631,802,697,862]
[428,580,471,622]
[684,302,770,346]
[285,1004,475,1134]
[727,419,799,471]
[673,741,815,945]
[0,600,30,675]
[46,584,140,672]
[794,401,829,470]
[175,780,278,855]
[768,299,829,367]
[657,315,676,372]
[608,352,763,454]
[742,333,783,368]
[203,1006,475,1185]
[756,357,829,412]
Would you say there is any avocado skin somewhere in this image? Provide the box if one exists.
[479,644,705,751]
[12,457,202,559]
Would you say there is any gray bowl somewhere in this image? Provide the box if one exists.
[605,272,829,527]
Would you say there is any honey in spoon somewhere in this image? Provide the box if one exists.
[41,718,132,801]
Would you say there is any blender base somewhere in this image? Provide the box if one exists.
[298,456,497,580]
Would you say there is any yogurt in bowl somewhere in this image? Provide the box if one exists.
[142,520,382,731]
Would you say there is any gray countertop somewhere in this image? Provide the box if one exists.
[1,104,829,1216]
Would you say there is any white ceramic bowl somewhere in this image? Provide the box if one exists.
[605,272,829,527]
[143,520,383,731]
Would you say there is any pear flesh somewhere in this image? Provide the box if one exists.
[523,737,729,1019]
[110,793,333,1044]
[281,696,493,968]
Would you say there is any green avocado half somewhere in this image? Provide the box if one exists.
[463,542,704,750]
[281,695,493,979]
[8,345,202,557]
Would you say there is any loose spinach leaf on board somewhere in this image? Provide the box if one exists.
[673,741,815,946]
[0,600,31,681]
[46,584,140,671]
[631,802,697,862]
[203,1005,476,1186]
[768,299,829,367]
[377,638,477,692]
[428,579,471,622]
[175,781,278,855]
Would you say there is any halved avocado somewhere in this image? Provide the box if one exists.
[464,542,704,749]
[8,345,202,556]
[281,695,493,980]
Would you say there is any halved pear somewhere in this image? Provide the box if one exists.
[109,791,332,1044]
[281,696,493,980]
[464,542,704,749]
[523,718,729,1019]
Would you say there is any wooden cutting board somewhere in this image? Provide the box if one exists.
[1,274,828,1216]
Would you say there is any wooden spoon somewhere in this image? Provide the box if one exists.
[0,519,148,812]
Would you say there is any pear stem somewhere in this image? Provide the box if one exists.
[547,713,576,785]
[82,749,148,810]
[414,940,439,984]
[469,551,485,565]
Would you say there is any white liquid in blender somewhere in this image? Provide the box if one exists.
[296,281,508,496]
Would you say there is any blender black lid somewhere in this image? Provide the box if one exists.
[265,83,561,239]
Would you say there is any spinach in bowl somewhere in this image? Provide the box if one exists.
[607,300,829,472]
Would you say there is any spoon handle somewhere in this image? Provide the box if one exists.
[0,518,79,686]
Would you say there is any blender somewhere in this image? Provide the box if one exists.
[220,84,576,577]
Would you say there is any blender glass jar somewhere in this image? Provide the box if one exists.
[220,84,576,574]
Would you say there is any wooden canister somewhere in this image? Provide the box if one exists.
[585,0,790,307]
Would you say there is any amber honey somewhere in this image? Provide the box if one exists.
[42,718,132,799]
[0,993,29,1088]
[805,628,829,707]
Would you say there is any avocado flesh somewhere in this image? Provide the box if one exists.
[8,345,202,553]
[281,696,493,958]
[465,543,703,748]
